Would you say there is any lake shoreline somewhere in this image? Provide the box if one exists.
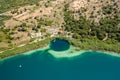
[0,38,120,60]
[48,45,120,58]
[0,46,120,62]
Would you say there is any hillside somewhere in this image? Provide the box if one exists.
[0,0,120,54]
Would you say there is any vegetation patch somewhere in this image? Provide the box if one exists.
[0,37,53,59]
[0,0,41,13]
[62,4,120,53]
[0,15,11,26]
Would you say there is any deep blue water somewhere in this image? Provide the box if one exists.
[50,38,70,51]
[0,39,120,80]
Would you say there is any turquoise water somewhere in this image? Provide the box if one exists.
[0,39,120,80]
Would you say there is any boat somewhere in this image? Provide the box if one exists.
[19,65,22,68]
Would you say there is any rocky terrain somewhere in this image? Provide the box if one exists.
[0,0,120,52]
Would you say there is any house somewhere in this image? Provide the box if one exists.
[30,32,42,38]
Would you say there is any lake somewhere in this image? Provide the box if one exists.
[0,39,120,80]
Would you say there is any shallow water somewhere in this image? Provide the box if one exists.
[0,39,120,80]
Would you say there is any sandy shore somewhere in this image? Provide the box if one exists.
[48,45,120,58]
[94,51,120,57]
[0,44,120,62]
[48,46,86,58]
[0,46,49,62]
[22,46,49,55]
[22,45,120,58]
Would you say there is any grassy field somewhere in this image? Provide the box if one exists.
[0,15,11,26]
[68,37,120,53]
[0,37,53,59]
[58,35,120,53]
[0,0,41,13]
[0,35,120,59]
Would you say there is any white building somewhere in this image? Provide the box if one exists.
[30,32,42,38]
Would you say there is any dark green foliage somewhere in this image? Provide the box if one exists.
[0,15,11,26]
[18,27,27,32]
[96,31,106,40]
[99,17,120,41]
[63,4,120,42]
[0,37,53,59]
[102,5,114,14]
[38,19,53,26]
[64,9,91,38]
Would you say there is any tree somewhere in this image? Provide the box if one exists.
[97,31,106,40]
[40,28,46,33]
